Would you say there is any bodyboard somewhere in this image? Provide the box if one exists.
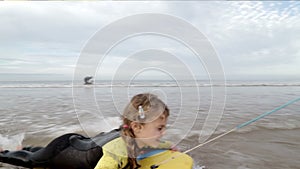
[138,150,193,169]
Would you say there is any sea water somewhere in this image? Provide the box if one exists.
[0,80,299,169]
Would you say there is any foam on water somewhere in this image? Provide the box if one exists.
[193,165,206,169]
[0,133,24,150]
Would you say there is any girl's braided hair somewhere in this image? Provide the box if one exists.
[121,93,169,169]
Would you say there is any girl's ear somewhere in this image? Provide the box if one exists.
[130,122,142,133]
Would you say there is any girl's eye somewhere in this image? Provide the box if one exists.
[158,126,165,131]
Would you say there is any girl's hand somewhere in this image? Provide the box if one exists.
[170,144,179,151]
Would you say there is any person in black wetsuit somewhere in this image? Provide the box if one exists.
[0,129,120,169]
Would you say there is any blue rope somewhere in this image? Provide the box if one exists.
[237,97,300,129]
[152,97,300,168]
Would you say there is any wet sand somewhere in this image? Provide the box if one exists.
[186,128,300,169]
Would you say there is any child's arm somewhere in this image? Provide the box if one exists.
[94,150,127,169]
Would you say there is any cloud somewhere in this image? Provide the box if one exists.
[0,1,299,81]
[193,1,300,78]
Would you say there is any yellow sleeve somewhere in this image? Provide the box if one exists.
[94,137,128,169]
[94,150,119,169]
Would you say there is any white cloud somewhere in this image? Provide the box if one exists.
[0,1,299,81]
[195,1,300,79]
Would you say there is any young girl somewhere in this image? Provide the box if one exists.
[94,93,173,169]
[0,93,175,169]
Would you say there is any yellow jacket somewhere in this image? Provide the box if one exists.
[94,137,128,169]
[94,137,173,169]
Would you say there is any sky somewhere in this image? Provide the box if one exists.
[0,1,299,81]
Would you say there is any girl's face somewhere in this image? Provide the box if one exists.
[133,115,167,148]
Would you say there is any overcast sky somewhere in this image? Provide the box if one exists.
[0,1,299,81]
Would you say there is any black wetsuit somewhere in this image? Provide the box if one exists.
[0,129,120,169]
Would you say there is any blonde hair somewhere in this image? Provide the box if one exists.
[121,93,169,169]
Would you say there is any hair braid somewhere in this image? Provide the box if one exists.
[121,93,169,169]
[121,119,140,169]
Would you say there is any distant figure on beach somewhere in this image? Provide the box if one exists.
[84,76,93,85]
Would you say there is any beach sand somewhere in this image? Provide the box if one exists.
[187,128,300,169]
